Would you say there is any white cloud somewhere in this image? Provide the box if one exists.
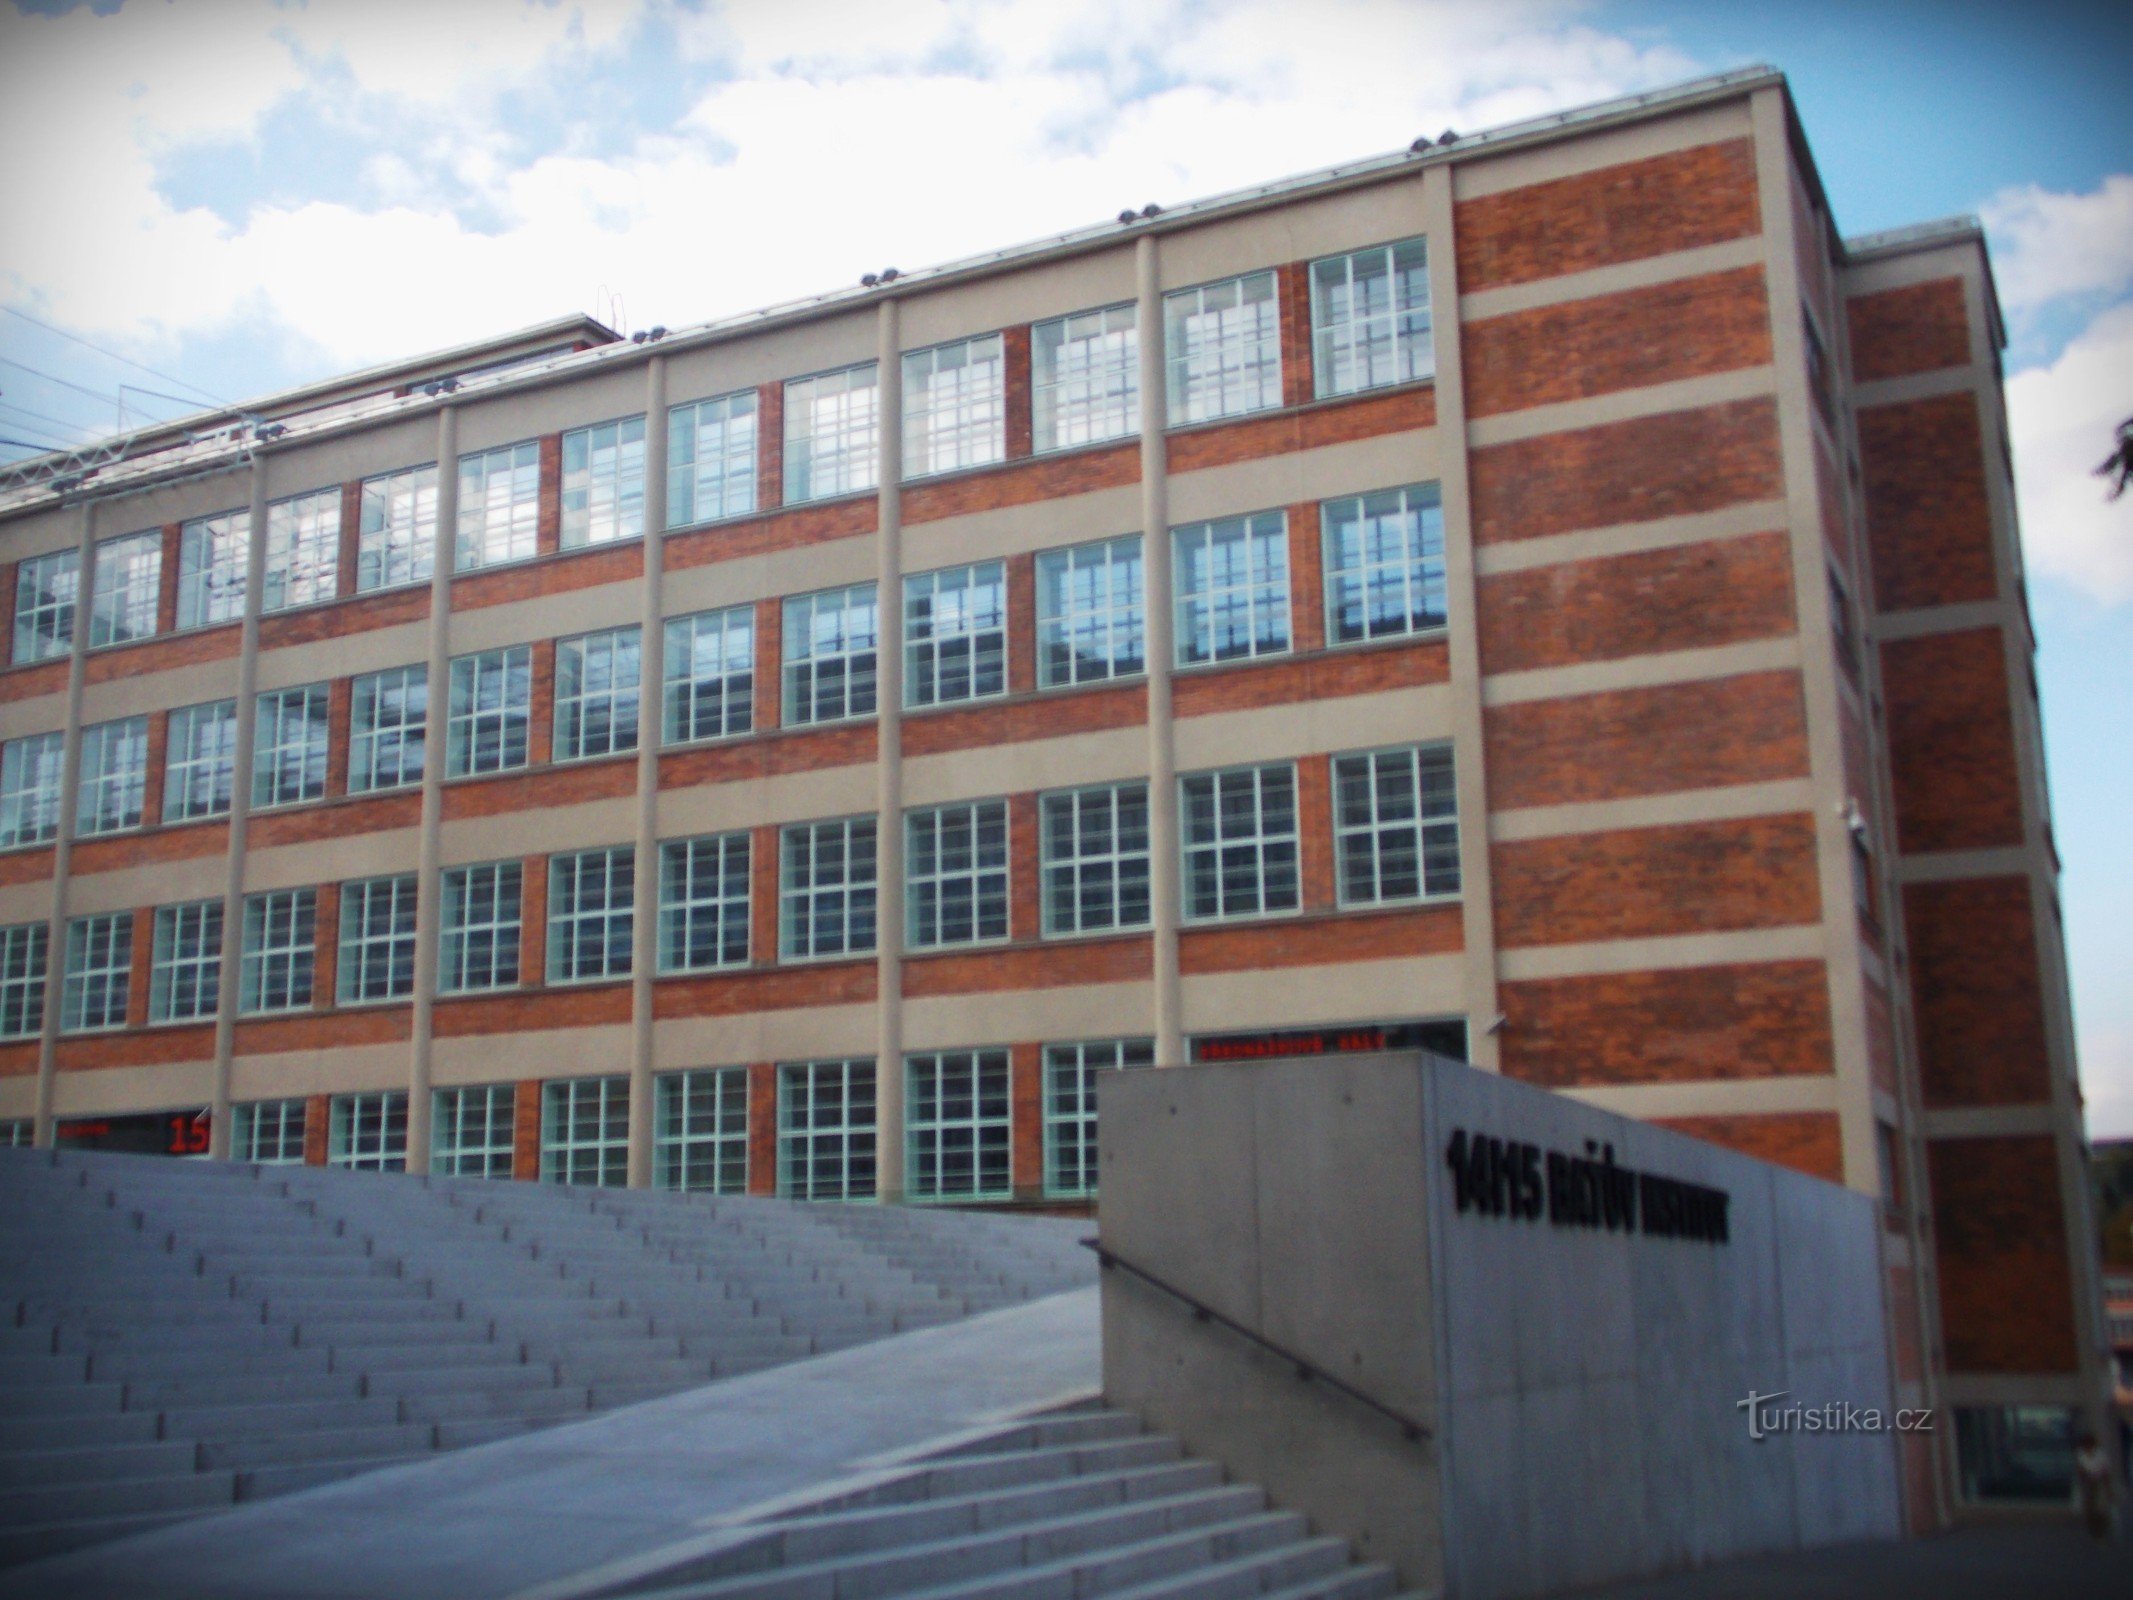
[2007,299,2133,606]
[1982,174,2133,317]
[2080,1025,2133,1143]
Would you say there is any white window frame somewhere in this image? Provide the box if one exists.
[561,415,646,548]
[163,700,238,823]
[667,390,758,528]
[541,1076,628,1187]
[439,860,521,993]
[176,510,250,631]
[432,1084,516,1178]
[357,464,438,592]
[1333,744,1461,907]
[1033,302,1138,453]
[329,1091,407,1171]
[904,560,1006,709]
[1174,511,1291,667]
[1180,762,1300,923]
[906,799,1010,950]
[784,363,879,504]
[74,716,147,837]
[61,911,131,1032]
[1310,236,1434,398]
[349,665,427,793]
[1322,484,1446,645]
[233,1099,308,1165]
[903,334,1005,479]
[12,548,78,664]
[456,441,540,570]
[777,1058,875,1201]
[251,683,330,810]
[338,874,418,1004]
[554,626,640,762]
[658,831,750,974]
[0,731,64,848]
[0,922,48,1041]
[89,530,161,647]
[149,899,222,1024]
[905,1049,1012,1203]
[240,886,315,1014]
[1043,1037,1153,1198]
[1041,781,1150,937]
[446,645,532,777]
[780,816,876,961]
[1164,271,1281,425]
[782,583,877,727]
[547,846,634,985]
[661,605,754,745]
[262,487,341,613]
[1036,534,1143,688]
[654,1067,749,1194]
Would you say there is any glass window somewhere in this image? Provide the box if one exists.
[658,831,750,973]
[62,911,131,1032]
[0,1119,28,1147]
[262,488,340,612]
[349,665,427,793]
[1334,745,1460,905]
[1180,763,1299,921]
[1323,484,1445,644]
[1036,534,1143,688]
[0,922,48,1041]
[240,887,315,1014]
[233,1099,307,1165]
[541,1076,628,1187]
[456,441,540,570]
[12,549,78,664]
[338,874,418,1003]
[903,334,1004,479]
[433,1084,516,1179]
[89,530,162,647]
[446,645,532,777]
[1956,1406,2077,1504]
[667,390,758,528]
[777,1058,875,1201]
[1033,303,1137,453]
[176,510,250,630]
[1174,511,1290,666]
[906,1049,1012,1202]
[907,799,1009,949]
[1044,1037,1152,1197]
[784,363,878,504]
[904,561,1005,708]
[780,816,876,960]
[440,860,521,993]
[149,900,222,1023]
[163,700,238,823]
[251,684,330,809]
[0,731,64,848]
[1311,237,1433,397]
[1041,782,1150,936]
[561,415,646,548]
[74,716,147,837]
[661,605,754,745]
[357,465,438,592]
[655,1067,749,1194]
[782,583,877,727]
[329,1091,407,1171]
[548,846,634,984]
[555,626,640,762]
[1164,271,1280,424]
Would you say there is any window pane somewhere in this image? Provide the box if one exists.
[784,365,878,505]
[1033,304,1138,452]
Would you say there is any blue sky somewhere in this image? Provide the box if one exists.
[1,0,2128,1129]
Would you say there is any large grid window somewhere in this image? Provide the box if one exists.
[1036,534,1143,687]
[61,912,131,1032]
[904,561,1005,708]
[357,465,438,592]
[784,364,878,504]
[456,442,540,569]
[89,530,161,646]
[659,831,750,973]
[907,800,1009,949]
[906,1050,1011,1202]
[542,1077,628,1187]
[555,627,640,762]
[780,817,876,960]
[1311,237,1434,397]
[1044,1037,1153,1197]
[233,1099,307,1165]
[777,1058,875,1201]
[782,584,877,727]
[1180,763,1299,921]
[338,874,418,1003]
[74,716,148,837]
[329,1091,407,1171]
[662,606,753,744]
[1033,303,1138,452]
[1175,511,1290,666]
[903,335,1004,478]
[176,510,250,630]
[1333,745,1460,905]
[440,861,522,993]
[1041,782,1150,936]
[12,549,78,664]
[262,488,340,612]
[251,684,330,809]
[1323,484,1446,644]
[1164,272,1280,424]
[433,1084,515,1179]
[0,731,63,848]
[349,665,427,793]
[562,415,646,548]
[667,390,757,528]
[655,1067,749,1194]
[548,847,634,984]
[446,645,532,776]
[240,887,315,1014]
[149,900,222,1023]
[0,923,47,1040]
[163,701,238,822]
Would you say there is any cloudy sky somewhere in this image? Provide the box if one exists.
[1,0,2128,1129]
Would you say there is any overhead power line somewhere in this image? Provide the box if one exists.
[0,304,229,408]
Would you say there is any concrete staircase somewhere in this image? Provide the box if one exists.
[0,1146,1094,1568]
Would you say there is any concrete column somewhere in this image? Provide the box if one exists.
[873,300,906,1203]
[406,407,458,1176]
[207,455,272,1159]
[1136,236,1184,1071]
[31,498,98,1146]
[627,357,668,1189]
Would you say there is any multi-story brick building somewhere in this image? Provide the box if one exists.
[0,66,2104,1522]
